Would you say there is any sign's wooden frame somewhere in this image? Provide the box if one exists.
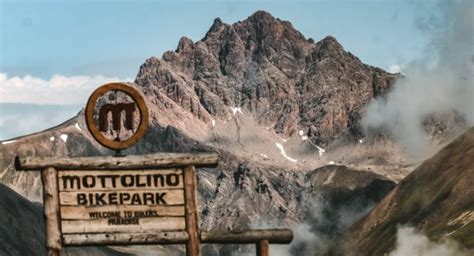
[15,152,293,256]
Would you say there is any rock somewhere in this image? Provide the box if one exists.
[339,127,474,255]
[135,10,397,145]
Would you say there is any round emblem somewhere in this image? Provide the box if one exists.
[85,83,149,150]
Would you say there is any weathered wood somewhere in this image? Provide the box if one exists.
[60,205,185,219]
[59,189,185,206]
[85,82,149,150]
[15,152,219,171]
[58,169,184,191]
[184,166,200,256]
[61,217,186,233]
[200,229,293,244]
[62,232,189,246]
[42,167,62,256]
[256,240,269,256]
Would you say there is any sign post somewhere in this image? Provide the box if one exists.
[15,82,293,256]
[42,167,61,256]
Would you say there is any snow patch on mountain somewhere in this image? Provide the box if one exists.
[275,143,297,163]
[60,134,68,142]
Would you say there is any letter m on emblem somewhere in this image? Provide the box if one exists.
[99,103,136,132]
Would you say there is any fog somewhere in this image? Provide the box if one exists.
[389,226,472,256]
[363,0,474,157]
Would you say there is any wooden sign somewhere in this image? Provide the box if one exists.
[15,152,293,256]
[85,83,149,150]
[58,169,186,234]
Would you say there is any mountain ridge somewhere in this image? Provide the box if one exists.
[134,10,397,147]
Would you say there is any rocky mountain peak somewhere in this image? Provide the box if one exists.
[239,10,307,44]
[176,36,194,53]
[318,35,344,52]
[205,17,228,38]
[203,10,307,49]
[134,11,397,148]
[247,10,275,22]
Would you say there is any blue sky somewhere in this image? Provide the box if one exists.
[1,0,428,79]
[0,0,437,140]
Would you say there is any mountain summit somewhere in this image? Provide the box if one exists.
[135,10,396,147]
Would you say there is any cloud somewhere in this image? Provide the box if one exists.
[388,64,402,74]
[363,0,474,156]
[0,72,130,104]
[0,103,81,140]
[389,226,471,256]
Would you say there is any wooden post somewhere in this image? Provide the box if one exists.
[200,229,293,244]
[183,166,200,256]
[41,167,62,256]
[256,240,269,256]
[15,152,219,170]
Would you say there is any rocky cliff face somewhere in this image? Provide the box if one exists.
[0,10,405,256]
[135,11,397,146]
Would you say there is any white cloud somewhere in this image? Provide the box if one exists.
[364,0,474,156]
[0,73,130,104]
[388,64,402,73]
[0,103,81,140]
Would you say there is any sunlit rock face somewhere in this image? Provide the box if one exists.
[135,10,397,146]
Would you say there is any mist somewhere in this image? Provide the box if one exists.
[389,226,472,256]
[363,0,474,156]
[0,103,81,140]
[247,197,375,256]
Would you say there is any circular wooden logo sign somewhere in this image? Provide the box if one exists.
[85,83,149,150]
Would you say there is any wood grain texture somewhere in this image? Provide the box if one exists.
[62,232,189,246]
[200,229,293,244]
[59,189,185,206]
[15,152,219,170]
[60,205,185,219]
[85,82,149,150]
[61,217,186,234]
[256,240,269,256]
[58,169,183,191]
[184,166,200,256]
[42,167,62,256]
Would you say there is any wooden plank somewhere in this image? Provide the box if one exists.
[61,217,186,234]
[59,189,185,206]
[61,205,185,219]
[200,229,293,244]
[58,169,183,191]
[62,232,189,246]
[41,167,62,256]
[184,166,200,256]
[15,152,219,171]
[256,240,269,256]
